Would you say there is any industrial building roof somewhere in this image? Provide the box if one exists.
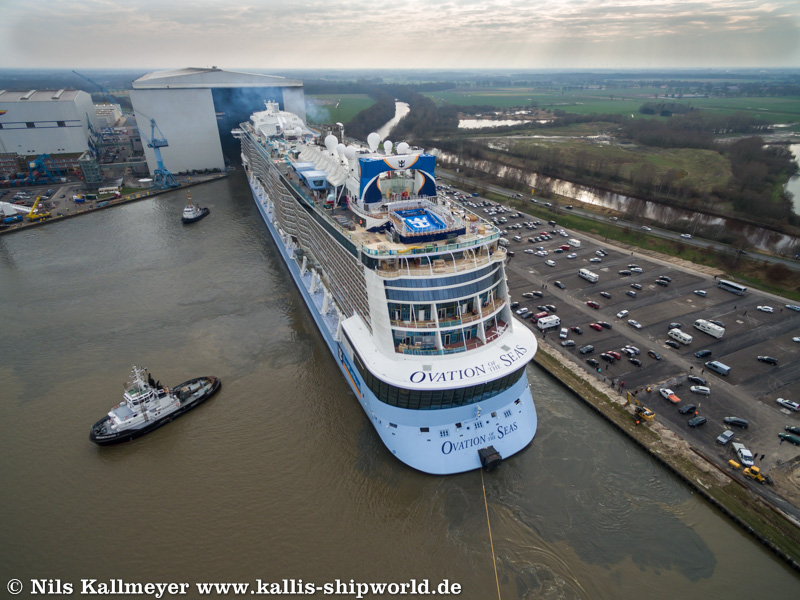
[132,67,303,89]
[0,89,84,102]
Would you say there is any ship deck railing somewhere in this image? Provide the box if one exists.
[395,319,508,356]
[390,297,505,330]
[375,247,506,278]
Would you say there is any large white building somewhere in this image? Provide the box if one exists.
[0,89,100,156]
[130,67,305,175]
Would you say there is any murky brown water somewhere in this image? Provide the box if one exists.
[1,173,797,598]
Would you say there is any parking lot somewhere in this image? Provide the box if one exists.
[445,188,800,488]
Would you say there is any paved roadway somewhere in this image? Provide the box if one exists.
[445,189,800,518]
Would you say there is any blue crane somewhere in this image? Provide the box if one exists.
[139,119,178,189]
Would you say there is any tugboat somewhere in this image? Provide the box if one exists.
[181,192,209,224]
[89,366,221,445]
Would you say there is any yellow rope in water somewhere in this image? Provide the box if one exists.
[481,468,502,600]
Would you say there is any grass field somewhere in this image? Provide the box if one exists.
[503,137,731,194]
[425,88,800,126]
[305,94,375,125]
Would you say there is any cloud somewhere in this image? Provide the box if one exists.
[0,0,797,68]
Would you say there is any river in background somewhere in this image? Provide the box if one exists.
[376,102,410,141]
[0,173,798,598]
[435,151,800,254]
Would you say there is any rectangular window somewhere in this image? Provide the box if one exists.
[26,122,35,128]
[57,121,65,127]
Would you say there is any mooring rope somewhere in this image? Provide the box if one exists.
[480,468,502,600]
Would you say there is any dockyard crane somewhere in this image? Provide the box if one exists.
[72,71,131,117]
[138,118,178,189]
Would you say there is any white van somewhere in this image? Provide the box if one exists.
[568,238,581,248]
[498,238,510,247]
[537,315,561,331]
[693,318,725,339]
[668,328,693,345]
[705,360,731,376]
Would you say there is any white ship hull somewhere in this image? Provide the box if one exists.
[245,175,537,474]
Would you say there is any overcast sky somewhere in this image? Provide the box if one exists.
[1,0,798,70]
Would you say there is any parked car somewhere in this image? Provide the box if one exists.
[589,323,603,331]
[626,290,637,298]
[669,322,683,329]
[693,290,707,297]
[561,339,575,347]
[586,358,600,368]
[776,398,800,411]
[600,292,611,299]
[658,275,672,282]
[586,300,600,309]
[629,358,642,367]
[757,306,773,313]
[510,301,520,309]
[681,233,692,239]
[778,433,800,446]
[589,257,602,263]
[641,225,652,231]
[687,375,707,385]
[598,321,612,329]
[624,345,640,355]
[532,291,544,298]
[627,319,642,329]
[786,304,800,312]
[724,417,749,429]
[631,283,642,290]
[688,416,707,427]
[554,281,565,289]
[694,349,712,358]
[648,350,662,360]
[579,344,595,355]
[607,351,622,360]
[545,304,557,313]
[571,326,583,335]
[679,404,697,414]
[690,385,711,396]
[785,425,800,435]
[618,270,632,276]
[600,353,615,363]
[616,310,629,318]
[665,340,681,349]
[716,430,735,445]
[757,355,778,365]
[655,279,669,287]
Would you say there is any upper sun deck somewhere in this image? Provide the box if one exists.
[238,119,502,266]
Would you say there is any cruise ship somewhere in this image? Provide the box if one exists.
[233,102,537,474]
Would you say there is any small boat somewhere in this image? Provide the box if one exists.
[181,192,209,223]
[89,366,221,445]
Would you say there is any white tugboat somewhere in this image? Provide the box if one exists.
[89,366,221,445]
[181,192,210,224]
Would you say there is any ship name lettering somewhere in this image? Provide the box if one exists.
[496,422,518,439]
[441,434,488,455]
[410,364,486,384]
[499,345,528,367]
